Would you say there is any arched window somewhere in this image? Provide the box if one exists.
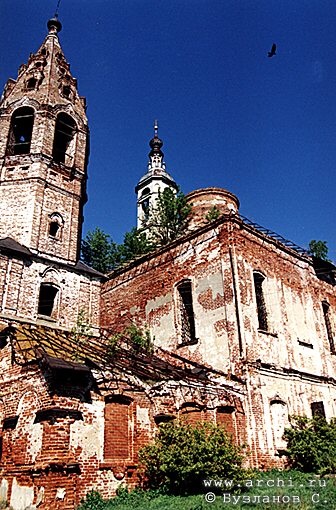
[141,187,150,197]
[176,279,196,344]
[52,113,76,164]
[180,403,204,424]
[7,107,34,156]
[37,283,59,318]
[253,271,268,331]
[48,212,64,240]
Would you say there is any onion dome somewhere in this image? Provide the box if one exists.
[47,16,62,34]
[148,120,164,158]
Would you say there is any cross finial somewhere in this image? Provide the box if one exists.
[154,119,159,138]
[55,0,61,17]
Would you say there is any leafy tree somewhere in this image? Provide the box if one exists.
[308,240,329,261]
[107,323,153,355]
[205,205,221,222]
[138,421,245,495]
[81,227,120,273]
[119,227,155,262]
[144,188,192,245]
[284,415,336,474]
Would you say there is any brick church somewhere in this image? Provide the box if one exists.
[0,15,335,510]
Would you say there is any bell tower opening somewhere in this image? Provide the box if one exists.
[52,113,76,164]
[6,107,34,156]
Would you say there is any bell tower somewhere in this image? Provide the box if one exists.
[135,121,178,228]
[0,16,89,264]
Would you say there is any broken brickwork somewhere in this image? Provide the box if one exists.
[101,210,336,469]
[0,14,335,510]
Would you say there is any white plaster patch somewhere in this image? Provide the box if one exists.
[27,422,43,462]
[9,478,34,510]
[56,488,66,500]
[0,478,8,502]
[136,406,150,429]
[196,272,223,296]
[145,293,172,316]
[70,401,104,461]
[35,486,44,507]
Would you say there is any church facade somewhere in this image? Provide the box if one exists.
[0,17,335,510]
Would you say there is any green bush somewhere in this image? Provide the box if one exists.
[138,421,246,495]
[284,415,336,474]
[77,490,107,510]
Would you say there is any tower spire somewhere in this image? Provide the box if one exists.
[148,118,164,166]
[136,122,178,228]
[47,0,62,35]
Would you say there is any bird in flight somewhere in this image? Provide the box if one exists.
[268,43,277,57]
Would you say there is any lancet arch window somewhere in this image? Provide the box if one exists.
[52,113,76,164]
[253,271,268,331]
[6,107,35,156]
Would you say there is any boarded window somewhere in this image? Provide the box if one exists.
[311,401,326,418]
[253,272,268,331]
[6,107,34,156]
[270,400,288,449]
[177,280,196,344]
[216,406,235,438]
[104,396,132,460]
[52,113,76,164]
[38,283,58,317]
[180,403,204,424]
[322,301,335,353]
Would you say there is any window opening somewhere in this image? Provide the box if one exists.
[49,222,60,238]
[26,78,37,91]
[7,107,34,156]
[216,406,235,437]
[62,85,71,98]
[104,396,132,460]
[322,301,335,353]
[141,187,150,197]
[253,272,268,331]
[52,113,76,164]
[141,198,150,219]
[180,403,203,424]
[38,283,58,317]
[311,401,326,418]
[177,280,196,344]
[270,400,288,450]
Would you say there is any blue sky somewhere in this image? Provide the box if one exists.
[1,0,335,260]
